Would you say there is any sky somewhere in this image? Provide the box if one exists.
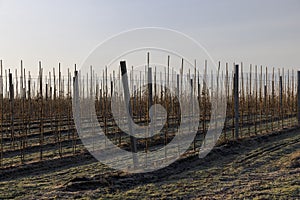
[0,0,299,75]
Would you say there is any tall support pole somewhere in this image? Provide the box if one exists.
[280,75,283,128]
[248,64,252,136]
[203,60,207,142]
[265,67,268,132]
[147,67,153,153]
[240,62,244,137]
[67,68,71,140]
[58,63,62,156]
[272,68,275,131]
[120,61,138,168]
[234,64,239,140]
[9,71,14,149]
[297,71,300,126]
[291,70,295,126]
[73,66,78,154]
[224,63,228,140]
[5,70,7,98]
[165,56,170,158]
[259,66,263,134]
[104,66,108,148]
[255,65,258,134]
[0,60,3,167]
[39,62,44,160]
[28,71,31,147]
[20,60,25,163]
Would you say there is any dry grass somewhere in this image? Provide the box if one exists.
[0,128,299,199]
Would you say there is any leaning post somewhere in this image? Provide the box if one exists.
[120,61,138,169]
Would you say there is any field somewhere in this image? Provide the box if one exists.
[0,127,299,199]
[0,59,299,199]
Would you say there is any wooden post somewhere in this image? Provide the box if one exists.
[224,63,228,140]
[67,68,70,140]
[265,67,268,132]
[119,68,123,145]
[255,65,258,134]
[58,63,62,156]
[0,60,3,167]
[291,69,295,126]
[203,60,207,142]
[147,67,153,153]
[248,64,252,136]
[73,65,78,154]
[282,69,285,128]
[234,64,239,140]
[271,68,275,131]
[15,69,18,99]
[27,71,31,147]
[104,67,108,148]
[240,63,244,137]
[279,75,283,128]
[231,71,235,139]
[5,70,7,98]
[165,57,170,158]
[9,71,15,149]
[53,67,58,154]
[297,71,300,126]
[20,61,25,163]
[120,61,138,168]
[277,69,280,129]
[259,66,263,134]
[39,62,44,160]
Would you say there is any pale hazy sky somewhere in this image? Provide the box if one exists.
[0,0,299,75]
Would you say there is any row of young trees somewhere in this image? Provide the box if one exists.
[0,58,298,168]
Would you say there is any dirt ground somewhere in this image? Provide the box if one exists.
[0,128,299,199]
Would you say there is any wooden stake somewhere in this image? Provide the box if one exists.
[120,61,138,168]
[234,64,239,140]
[0,60,3,167]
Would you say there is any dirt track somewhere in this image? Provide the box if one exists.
[0,128,299,199]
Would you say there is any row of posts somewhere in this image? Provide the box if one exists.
[234,64,300,140]
[120,62,300,146]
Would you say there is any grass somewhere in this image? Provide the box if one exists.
[0,127,299,199]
